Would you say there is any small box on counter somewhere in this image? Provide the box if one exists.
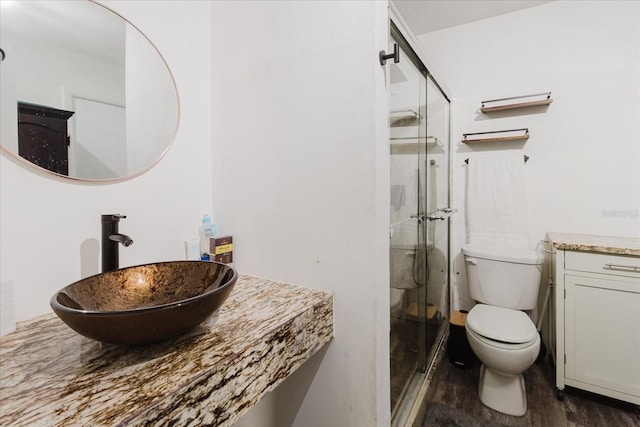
[213,252,233,264]
[209,235,233,264]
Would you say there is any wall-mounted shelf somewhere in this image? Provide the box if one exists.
[391,136,439,145]
[390,136,440,154]
[390,109,421,127]
[462,128,529,144]
[480,92,552,113]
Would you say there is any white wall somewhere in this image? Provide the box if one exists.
[0,0,213,321]
[416,0,640,310]
[210,1,390,426]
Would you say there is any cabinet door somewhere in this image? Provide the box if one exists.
[18,103,74,176]
[565,275,640,398]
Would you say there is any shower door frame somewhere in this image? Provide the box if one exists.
[388,17,453,427]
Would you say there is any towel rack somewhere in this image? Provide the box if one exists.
[481,92,553,113]
[464,155,529,164]
[462,128,529,143]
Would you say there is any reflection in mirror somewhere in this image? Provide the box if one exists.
[0,0,179,181]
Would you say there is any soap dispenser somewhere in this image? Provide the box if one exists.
[199,214,216,260]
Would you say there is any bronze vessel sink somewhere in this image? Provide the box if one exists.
[50,261,237,345]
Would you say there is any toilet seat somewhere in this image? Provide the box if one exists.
[462,244,542,265]
[466,304,537,344]
[466,325,538,350]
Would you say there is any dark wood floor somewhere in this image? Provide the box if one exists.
[422,351,640,426]
[391,316,420,411]
[391,315,441,413]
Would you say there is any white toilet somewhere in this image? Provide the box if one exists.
[462,244,543,416]
[390,243,419,313]
[390,287,403,314]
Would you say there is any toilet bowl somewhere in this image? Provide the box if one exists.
[390,244,419,290]
[390,243,419,312]
[465,304,540,416]
[390,288,403,314]
[462,244,543,416]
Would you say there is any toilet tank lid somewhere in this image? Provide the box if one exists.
[466,304,537,344]
[462,244,542,265]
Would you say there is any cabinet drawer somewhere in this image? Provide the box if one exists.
[565,251,640,278]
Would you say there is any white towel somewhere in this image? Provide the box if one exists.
[466,155,530,249]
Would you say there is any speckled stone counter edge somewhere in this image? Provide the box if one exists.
[125,295,333,426]
[547,232,640,256]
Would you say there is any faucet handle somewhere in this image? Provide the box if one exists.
[101,214,127,223]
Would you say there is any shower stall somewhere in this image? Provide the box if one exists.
[388,22,451,425]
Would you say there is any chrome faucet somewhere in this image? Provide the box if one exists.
[101,214,133,273]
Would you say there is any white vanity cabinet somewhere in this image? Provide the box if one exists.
[550,237,640,405]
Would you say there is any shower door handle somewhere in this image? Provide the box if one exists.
[409,213,425,223]
[426,210,446,221]
[427,208,457,221]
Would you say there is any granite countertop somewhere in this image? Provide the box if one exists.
[547,232,640,256]
[0,275,333,426]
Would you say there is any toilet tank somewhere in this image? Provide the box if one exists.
[462,244,543,310]
[390,244,420,289]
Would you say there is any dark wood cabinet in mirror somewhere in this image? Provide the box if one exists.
[18,102,75,176]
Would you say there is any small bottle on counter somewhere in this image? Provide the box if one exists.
[199,214,216,260]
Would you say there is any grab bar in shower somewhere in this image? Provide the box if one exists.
[390,215,423,229]
[464,155,529,165]
[389,215,424,239]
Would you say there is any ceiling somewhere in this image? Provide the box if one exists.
[1,0,125,65]
[392,0,553,36]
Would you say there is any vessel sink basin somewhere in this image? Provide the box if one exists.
[50,261,237,345]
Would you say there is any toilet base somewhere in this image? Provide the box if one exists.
[478,365,527,416]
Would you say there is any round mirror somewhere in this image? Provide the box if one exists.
[0,0,179,181]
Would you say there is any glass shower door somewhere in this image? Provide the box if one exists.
[423,75,450,364]
[389,33,428,415]
[389,25,451,425]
